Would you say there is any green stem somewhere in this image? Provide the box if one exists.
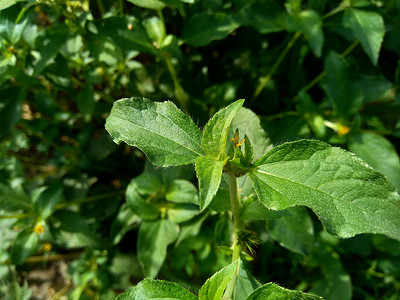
[0,213,32,220]
[96,0,105,17]
[301,40,360,94]
[224,173,242,299]
[322,1,348,20]
[164,55,189,112]
[252,32,301,102]
[157,9,188,112]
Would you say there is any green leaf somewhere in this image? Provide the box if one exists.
[116,278,198,300]
[138,219,179,278]
[126,180,159,221]
[166,179,199,204]
[235,261,261,300]
[208,187,231,212]
[127,0,165,10]
[246,282,323,299]
[98,17,157,55]
[181,12,240,46]
[0,87,26,140]
[129,172,162,196]
[343,8,385,66]
[229,107,272,162]
[286,10,324,57]
[241,196,289,220]
[105,98,204,167]
[269,207,314,256]
[249,139,400,241]
[357,74,394,103]
[235,1,286,34]
[195,156,227,211]
[89,36,123,67]
[52,210,101,247]
[349,132,400,191]
[76,84,95,122]
[175,213,208,246]
[307,242,352,300]
[0,5,29,44]
[33,25,69,75]
[10,229,39,265]
[33,183,63,219]
[323,51,363,119]
[167,203,199,223]
[0,183,31,212]
[110,203,140,245]
[202,99,244,159]
[198,259,239,300]
[143,16,165,45]
[4,281,32,300]
[0,0,26,10]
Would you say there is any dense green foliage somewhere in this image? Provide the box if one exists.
[1,0,400,299]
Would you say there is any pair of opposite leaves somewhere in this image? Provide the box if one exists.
[105,97,400,241]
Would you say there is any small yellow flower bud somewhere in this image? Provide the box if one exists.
[231,131,245,148]
[338,125,350,136]
[43,243,52,252]
[33,224,45,235]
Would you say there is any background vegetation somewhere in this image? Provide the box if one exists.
[0,0,400,299]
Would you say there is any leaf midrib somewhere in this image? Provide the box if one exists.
[112,113,203,157]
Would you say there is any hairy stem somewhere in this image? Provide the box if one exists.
[224,173,243,299]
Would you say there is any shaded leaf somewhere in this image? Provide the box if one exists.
[10,229,39,265]
[343,8,385,66]
[235,1,286,34]
[97,17,157,54]
[126,180,159,221]
[269,207,314,256]
[307,242,352,300]
[181,12,240,46]
[323,51,363,119]
[138,219,179,278]
[286,10,324,57]
[76,84,95,122]
[349,132,400,191]
[235,261,261,300]
[0,183,31,212]
[0,87,26,140]
[166,179,198,204]
[33,183,63,219]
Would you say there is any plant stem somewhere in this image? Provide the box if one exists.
[163,54,189,112]
[301,40,360,94]
[252,32,301,102]
[156,9,188,112]
[224,173,243,299]
[322,1,348,20]
[96,0,105,17]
